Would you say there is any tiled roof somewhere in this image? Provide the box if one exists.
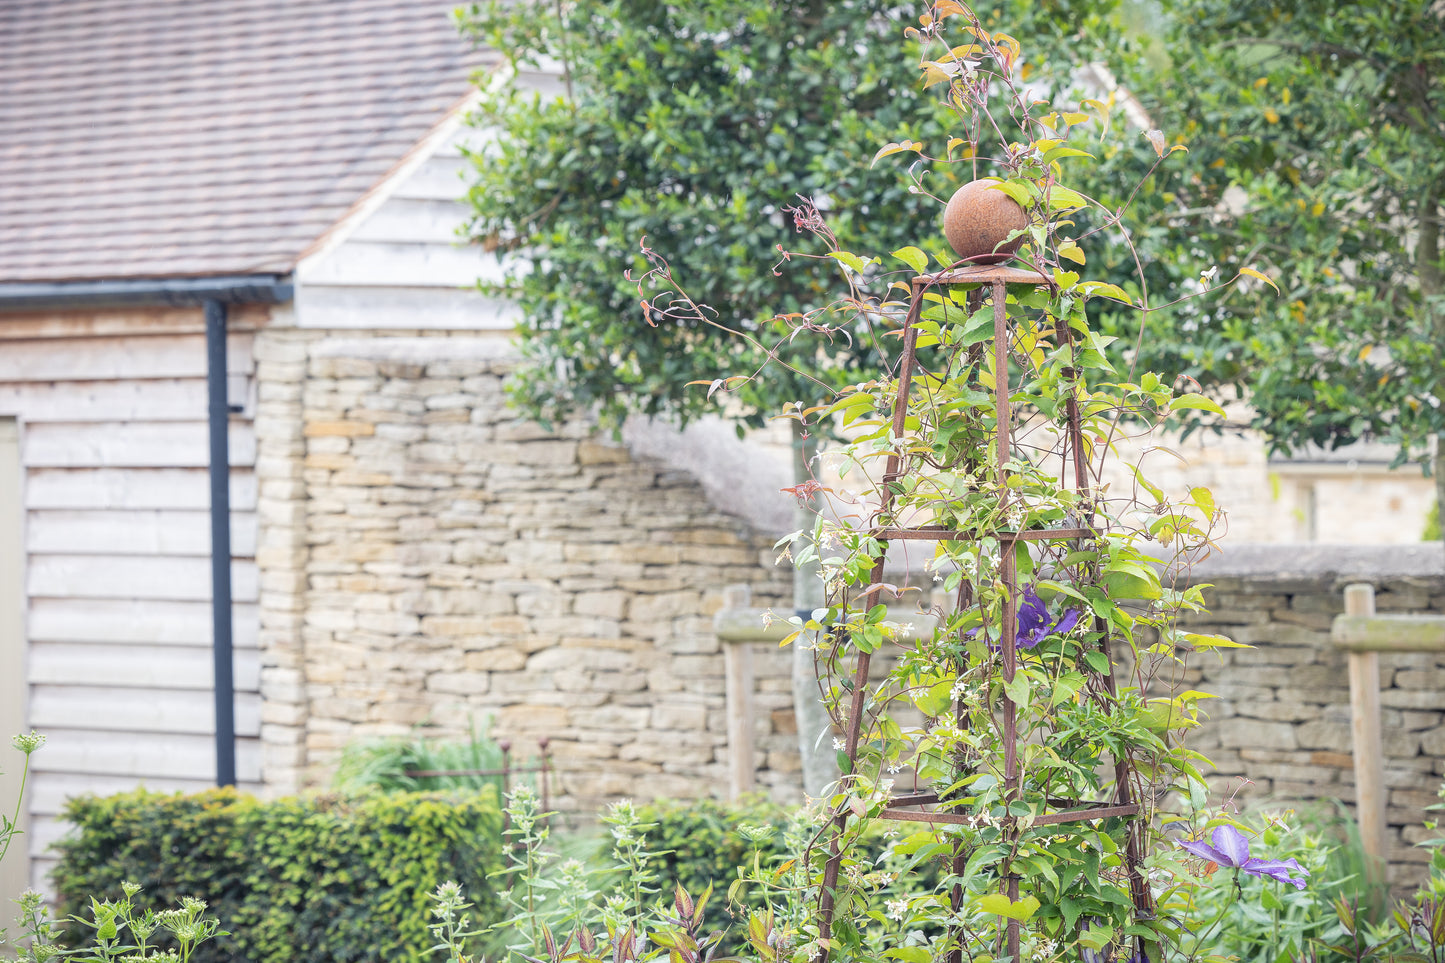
[0,0,484,283]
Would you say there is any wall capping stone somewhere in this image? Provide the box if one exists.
[1177,543,1444,581]
[310,335,521,362]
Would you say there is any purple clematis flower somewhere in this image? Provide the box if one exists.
[1177,825,1309,890]
[964,585,1081,651]
[1017,587,1081,649]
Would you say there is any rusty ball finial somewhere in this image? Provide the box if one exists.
[942,179,1029,265]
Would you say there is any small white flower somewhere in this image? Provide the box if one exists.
[832,737,846,751]
[887,763,902,774]
[886,898,909,922]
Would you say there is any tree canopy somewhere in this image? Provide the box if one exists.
[459,0,963,435]
[1081,0,1443,504]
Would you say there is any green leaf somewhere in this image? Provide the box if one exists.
[1047,186,1088,210]
[1183,632,1250,650]
[1237,266,1280,293]
[887,948,930,963]
[871,141,922,167]
[827,251,872,274]
[977,894,1041,921]
[1002,672,1031,707]
[1168,393,1226,417]
[891,246,929,273]
[987,179,1032,207]
[1041,146,1095,164]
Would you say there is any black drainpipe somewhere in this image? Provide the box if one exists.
[205,300,236,787]
[0,276,291,788]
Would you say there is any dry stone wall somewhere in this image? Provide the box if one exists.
[253,328,1445,887]
[256,333,792,812]
[1173,546,1445,889]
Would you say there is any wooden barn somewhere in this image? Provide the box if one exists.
[0,0,536,895]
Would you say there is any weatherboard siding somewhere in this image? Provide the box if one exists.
[0,307,263,890]
[292,77,564,332]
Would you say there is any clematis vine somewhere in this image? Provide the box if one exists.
[968,585,1082,650]
[1177,824,1309,889]
[1016,586,1081,649]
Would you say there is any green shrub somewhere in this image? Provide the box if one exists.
[620,796,942,948]
[630,795,793,908]
[332,720,521,796]
[51,787,506,963]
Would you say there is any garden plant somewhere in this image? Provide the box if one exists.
[1,732,227,963]
[453,0,1330,961]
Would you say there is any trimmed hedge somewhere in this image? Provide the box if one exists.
[52,787,506,963]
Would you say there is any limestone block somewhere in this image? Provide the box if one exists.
[1215,719,1298,751]
[494,421,556,443]
[531,615,621,640]
[574,591,629,620]
[305,420,376,438]
[495,704,571,730]
[504,540,565,567]
[651,702,710,731]
[571,705,651,729]
[1235,701,1321,722]
[464,648,527,672]
[427,672,492,695]
[421,616,509,638]
[630,591,702,623]
[575,439,630,465]
[1294,720,1351,751]
[516,591,572,618]
[368,701,433,725]
[425,393,473,410]
[526,647,632,673]
[1382,688,1445,710]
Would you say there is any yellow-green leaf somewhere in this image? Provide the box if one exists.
[1169,393,1226,417]
[891,246,929,273]
[1238,266,1280,293]
[827,251,872,274]
[871,141,922,168]
[1047,186,1088,211]
[1041,145,1094,165]
[1184,632,1250,650]
[987,179,1032,207]
[1057,239,1086,265]
[976,894,1041,921]
[921,62,953,89]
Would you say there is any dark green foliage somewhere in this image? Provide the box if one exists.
[621,796,940,944]
[630,795,792,914]
[51,788,506,963]
[458,0,955,434]
[331,722,520,795]
[1078,0,1444,477]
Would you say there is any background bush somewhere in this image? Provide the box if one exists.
[51,787,505,963]
[331,721,520,795]
[624,795,942,946]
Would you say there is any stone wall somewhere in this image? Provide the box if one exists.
[1175,546,1445,889]
[254,333,793,812]
[253,327,1445,885]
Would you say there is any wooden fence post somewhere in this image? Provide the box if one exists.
[719,585,757,800]
[1343,582,1388,881]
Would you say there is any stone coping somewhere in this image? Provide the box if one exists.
[1180,543,1443,581]
[310,335,521,362]
[868,543,1443,583]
